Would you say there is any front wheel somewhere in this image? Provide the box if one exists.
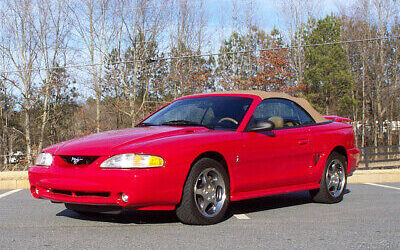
[176,158,230,225]
[310,151,347,203]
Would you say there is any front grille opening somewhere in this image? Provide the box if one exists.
[59,156,99,165]
[52,189,73,196]
[75,191,110,197]
[50,189,110,198]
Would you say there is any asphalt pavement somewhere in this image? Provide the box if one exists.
[0,190,9,195]
[0,183,399,250]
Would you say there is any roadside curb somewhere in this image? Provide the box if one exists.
[0,169,399,190]
[348,169,400,183]
[0,171,29,190]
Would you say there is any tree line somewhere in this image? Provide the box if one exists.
[0,0,399,168]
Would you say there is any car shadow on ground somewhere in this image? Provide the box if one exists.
[231,188,351,215]
[56,209,180,224]
[56,189,351,225]
[230,191,313,215]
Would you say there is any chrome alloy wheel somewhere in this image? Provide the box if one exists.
[326,159,345,198]
[193,168,226,217]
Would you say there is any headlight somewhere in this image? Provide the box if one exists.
[100,154,164,169]
[35,153,53,167]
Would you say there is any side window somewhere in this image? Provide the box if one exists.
[250,98,315,129]
[291,102,315,125]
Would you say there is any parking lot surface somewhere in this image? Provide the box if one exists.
[0,183,399,250]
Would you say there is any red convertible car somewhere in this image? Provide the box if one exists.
[29,91,359,224]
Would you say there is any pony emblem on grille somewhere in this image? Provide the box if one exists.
[60,155,98,165]
[71,157,83,165]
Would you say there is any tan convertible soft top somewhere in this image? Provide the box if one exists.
[195,90,327,123]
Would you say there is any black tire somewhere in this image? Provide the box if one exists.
[310,151,347,204]
[176,158,230,225]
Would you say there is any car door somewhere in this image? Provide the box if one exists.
[240,98,316,192]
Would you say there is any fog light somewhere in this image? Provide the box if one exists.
[35,188,39,195]
[121,193,129,203]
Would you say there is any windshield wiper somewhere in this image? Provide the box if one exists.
[161,120,214,130]
[135,122,157,127]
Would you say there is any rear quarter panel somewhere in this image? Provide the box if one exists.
[308,121,358,183]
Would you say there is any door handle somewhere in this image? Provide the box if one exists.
[298,139,309,145]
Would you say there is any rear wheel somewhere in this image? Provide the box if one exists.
[310,151,347,203]
[176,158,230,225]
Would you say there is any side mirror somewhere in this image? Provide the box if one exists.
[248,120,275,132]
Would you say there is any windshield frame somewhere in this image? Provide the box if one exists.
[137,95,257,131]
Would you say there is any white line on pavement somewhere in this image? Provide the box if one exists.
[234,214,250,220]
[0,189,22,199]
[364,183,400,191]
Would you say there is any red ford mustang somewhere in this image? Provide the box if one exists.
[29,91,359,224]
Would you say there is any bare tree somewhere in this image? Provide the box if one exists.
[339,0,400,146]
[69,0,115,133]
[169,0,208,96]
[35,0,70,153]
[277,0,319,87]
[105,0,170,127]
[1,0,40,164]
[372,0,398,145]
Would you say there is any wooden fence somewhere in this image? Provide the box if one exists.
[359,145,400,169]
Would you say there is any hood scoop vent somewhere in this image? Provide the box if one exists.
[60,155,99,165]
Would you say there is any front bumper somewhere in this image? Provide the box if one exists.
[28,156,182,210]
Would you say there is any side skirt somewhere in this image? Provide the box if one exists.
[230,183,321,202]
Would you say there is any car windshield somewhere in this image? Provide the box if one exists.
[138,96,253,130]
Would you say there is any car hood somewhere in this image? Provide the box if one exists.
[47,126,208,156]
